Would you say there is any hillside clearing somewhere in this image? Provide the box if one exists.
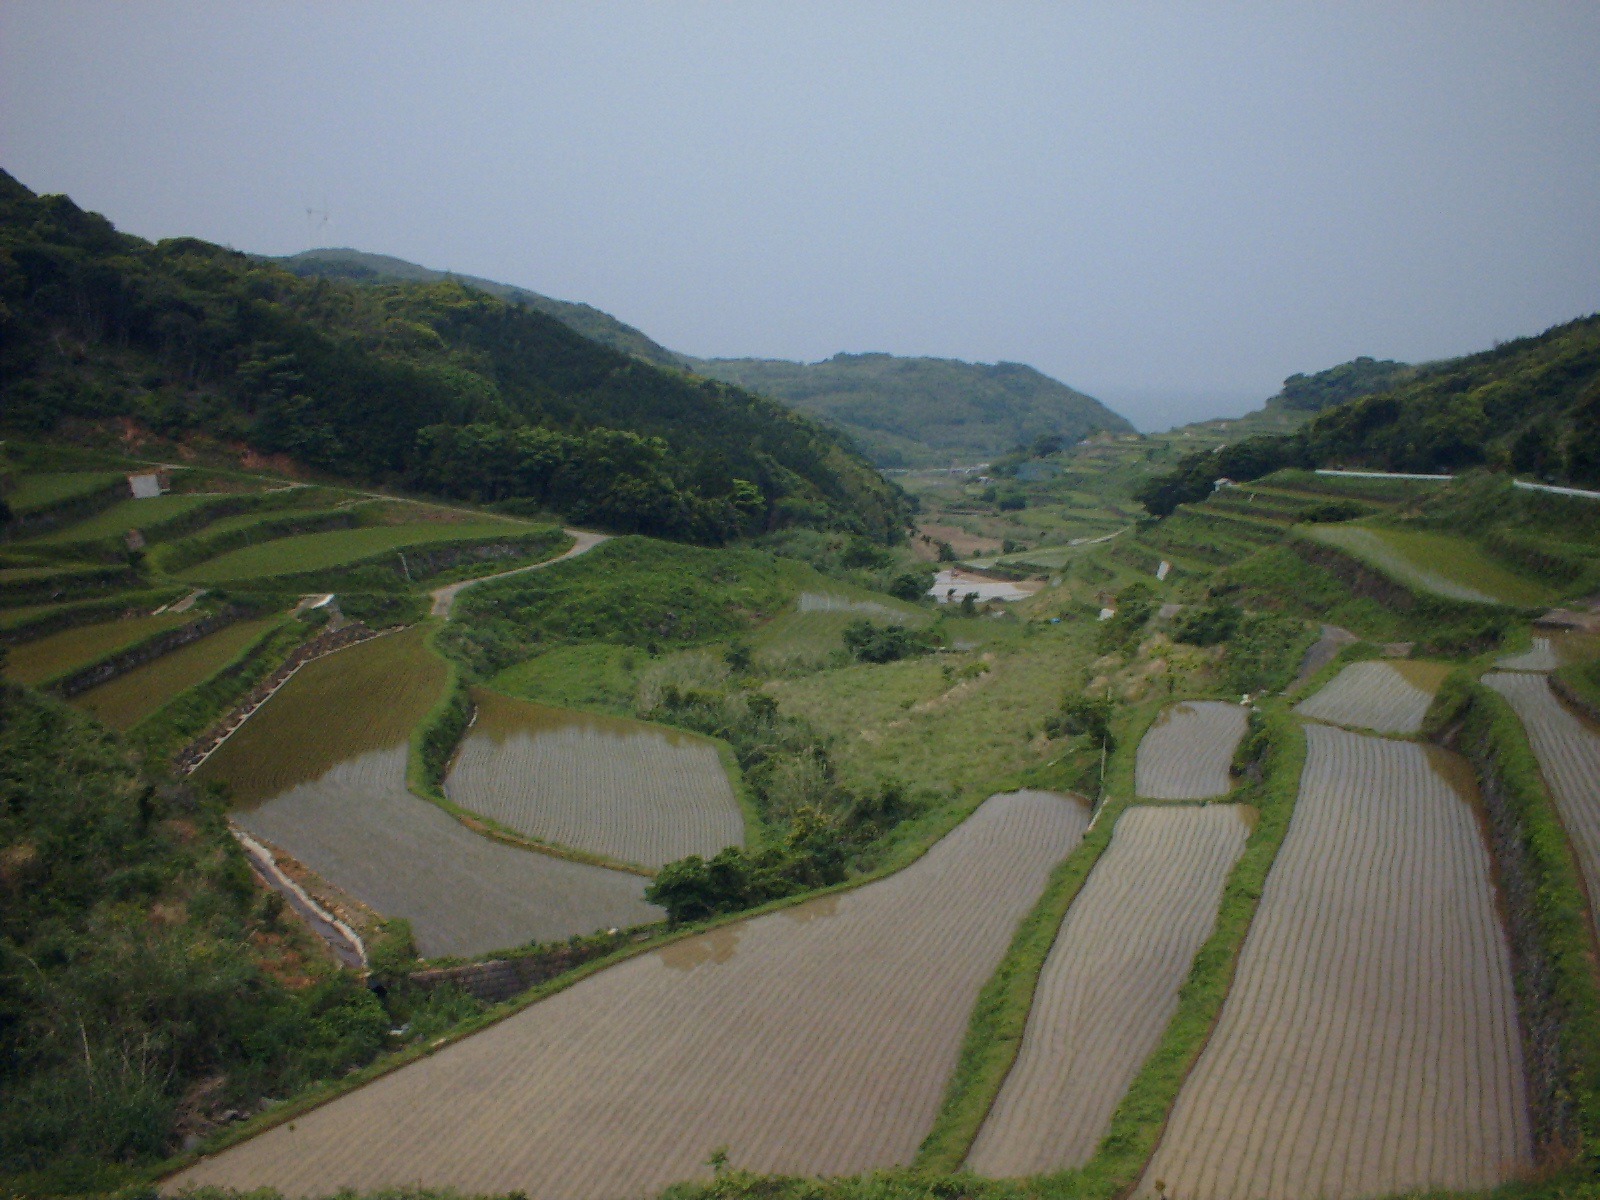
[444,690,743,868]
[1484,672,1600,921]
[197,628,657,956]
[968,804,1249,1176]
[1139,724,1530,1200]
[165,790,1090,1198]
[1306,525,1552,606]
[1134,701,1249,799]
[1294,659,1451,734]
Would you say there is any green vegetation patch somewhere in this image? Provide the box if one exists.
[2,612,192,686]
[71,617,282,730]
[4,470,123,513]
[1309,524,1557,607]
[28,493,218,544]
[178,519,522,583]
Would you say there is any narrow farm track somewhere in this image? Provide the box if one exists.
[1484,672,1600,914]
[1134,701,1249,799]
[166,790,1091,1199]
[429,528,608,618]
[445,691,743,867]
[1139,724,1531,1200]
[1294,660,1448,734]
[968,805,1249,1176]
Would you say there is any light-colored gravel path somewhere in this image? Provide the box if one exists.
[1485,671,1600,917]
[1138,725,1531,1200]
[1294,659,1449,735]
[166,790,1091,1199]
[968,804,1249,1176]
[429,528,608,618]
[1134,701,1249,799]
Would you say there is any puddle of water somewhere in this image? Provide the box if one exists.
[1390,660,1453,694]
[658,926,742,972]
[781,895,842,924]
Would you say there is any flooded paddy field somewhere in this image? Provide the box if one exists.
[1134,701,1249,799]
[167,790,1090,1199]
[1140,724,1530,1200]
[1294,659,1451,735]
[3,611,192,686]
[970,804,1249,1176]
[445,689,743,868]
[1485,671,1600,918]
[72,617,279,729]
[196,627,658,957]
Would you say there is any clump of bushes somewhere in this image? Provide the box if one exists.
[841,619,940,664]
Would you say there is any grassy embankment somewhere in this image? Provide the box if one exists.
[1424,674,1600,1184]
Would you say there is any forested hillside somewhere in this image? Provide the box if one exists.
[687,353,1134,467]
[1267,355,1417,413]
[0,173,908,543]
[1136,315,1600,515]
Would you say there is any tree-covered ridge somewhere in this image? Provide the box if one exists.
[275,248,687,371]
[1136,314,1600,515]
[0,171,908,544]
[1268,355,1417,413]
[685,352,1134,468]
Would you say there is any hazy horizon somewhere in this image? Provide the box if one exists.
[3,2,1597,432]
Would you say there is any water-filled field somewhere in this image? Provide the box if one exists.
[969,804,1249,1175]
[3,612,192,686]
[1294,659,1450,734]
[1134,701,1248,799]
[177,519,523,582]
[196,627,657,956]
[1485,672,1600,919]
[72,617,278,729]
[166,790,1090,1198]
[445,690,743,867]
[1140,725,1530,1200]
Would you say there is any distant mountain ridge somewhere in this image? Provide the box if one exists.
[277,249,1133,468]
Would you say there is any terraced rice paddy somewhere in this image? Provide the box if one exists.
[1307,525,1552,606]
[178,519,522,582]
[1485,671,1600,915]
[1139,724,1530,1200]
[3,612,191,686]
[1294,659,1450,734]
[30,493,217,542]
[1134,701,1248,799]
[1498,636,1565,672]
[197,628,657,957]
[6,469,122,512]
[444,690,743,867]
[167,790,1091,1198]
[71,618,278,729]
[968,804,1250,1176]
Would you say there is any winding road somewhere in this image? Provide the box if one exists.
[429,528,609,618]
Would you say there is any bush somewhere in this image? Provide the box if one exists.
[841,619,939,664]
[1172,600,1242,647]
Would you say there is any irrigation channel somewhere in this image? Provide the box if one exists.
[167,791,1091,1197]
[1140,664,1531,1200]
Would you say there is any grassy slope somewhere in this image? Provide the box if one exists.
[1308,523,1556,607]
[177,519,523,582]
[4,470,123,512]
[3,612,191,685]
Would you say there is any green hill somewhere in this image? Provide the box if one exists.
[0,172,907,543]
[276,248,686,371]
[1135,315,1600,516]
[1268,355,1417,413]
[685,352,1135,468]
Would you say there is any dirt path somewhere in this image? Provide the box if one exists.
[429,528,608,618]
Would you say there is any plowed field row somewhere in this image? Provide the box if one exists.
[1294,660,1447,734]
[1485,672,1600,917]
[445,691,743,867]
[168,790,1091,1199]
[968,804,1249,1176]
[1133,701,1248,799]
[1140,724,1530,1200]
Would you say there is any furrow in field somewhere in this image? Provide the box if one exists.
[1138,725,1530,1200]
[1294,660,1448,734]
[1485,671,1600,918]
[445,691,742,867]
[166,790,1091,1199]
[1134,701,1249,799]
[968,804,1249,1176]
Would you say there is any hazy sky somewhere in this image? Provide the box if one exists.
[4,3,1598,430]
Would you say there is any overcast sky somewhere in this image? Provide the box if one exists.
[3,3,1598,430]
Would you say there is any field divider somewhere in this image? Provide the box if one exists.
[404,623,658,877]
